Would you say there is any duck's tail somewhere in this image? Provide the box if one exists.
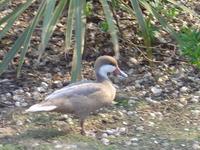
[25,103,57,113]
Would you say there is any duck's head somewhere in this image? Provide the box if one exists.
[94,55,128,81]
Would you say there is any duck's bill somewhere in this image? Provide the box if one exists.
[114,67,128,79]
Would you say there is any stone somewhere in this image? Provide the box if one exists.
[180,86,188,93]
[118,127,126,133]
[41,82,48,88]
[190,96,199,103]
[53,80,63,88]
[136,126,144,131]
[13,95,24,101]
[179,97,187,105]
[32,91,41,100]
[106,129,115,135]
[101,138,109,145]
[15,101,21,107]
[130,137,139,142]
[148,121,155,127]
[151,86,162,96]
[192,143,200,150]
[36,87,46,93]
[101,133,108,138]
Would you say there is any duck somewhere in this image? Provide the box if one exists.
[25,55,128,135]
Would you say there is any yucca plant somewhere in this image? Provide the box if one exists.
[0,0,199,81]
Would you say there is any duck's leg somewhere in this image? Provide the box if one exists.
[80,119,85,135]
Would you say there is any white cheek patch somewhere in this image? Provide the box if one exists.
[99,64,116,79]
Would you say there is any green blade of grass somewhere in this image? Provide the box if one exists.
[71,0,86,82]
[167,0,200,19]
[39,0,56,54]
[0,28,28,75]
[0,0,11,10]
[0,15,17,40]
[17,0,46,77]
[141,0,179,41]
[37,0,68,62]
[65,0,75,53]
[130,0,152,60]
[99,0,119,59]
[0,0,33,39]
[117,0,136,17]
[0,0,32,25]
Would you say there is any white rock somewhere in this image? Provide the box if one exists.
[192,143,200,150]
[101,138,109,145]
[132,143,138,146]
[151,86,162,96]
[130,137,139,142]
[190,96,199,103]
[6,93,12,97]
[136,126,144,131]
[21,102,28,107]
[118,127,126,133]
[180,86,188,93]
[145,97,160,104]
[13,89,24,95]
[41,82,48,88]
[53,80,63,88]
[179,97,187,105]
[13,95,23,101]
[36,87,46,93]
[128,100,136,104]
[148,121,155,127]
[106,129,115,135]
[125,141,132,146]
[101,133,108,138]
[149,112,156,119]
[15,101,21,107]
[25,92,31,97]
[55,144,63,149]
[184,128,189,131]
[32,91,41,100]
[191,110,200,116]
[127,111,134,116]
[129,57,138,65]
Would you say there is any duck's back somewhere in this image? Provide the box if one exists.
[42,81,116,117]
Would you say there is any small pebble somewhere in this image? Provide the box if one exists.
[130,137,139,142]
[192,143,200,150]
[180,86,188,93]
[136,126,144,131]
[101,138,109,145]
[151,86,162,96]
[15,101,21,107]
[101,133,108,138]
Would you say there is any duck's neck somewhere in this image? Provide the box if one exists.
[96,72,109,82]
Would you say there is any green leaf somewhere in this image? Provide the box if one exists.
[0,0,33,39]
[99,0,119,58]
[0,0,11,10]
[17,0,46,76]
[0,28,28,75]
[130,0,152,59]
[38,0,68,62]
[140,0,179,41]
[71,0,86,82]
[65,0,75,53]
[167,0,200,19]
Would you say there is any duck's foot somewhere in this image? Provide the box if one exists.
[81,129,86,135]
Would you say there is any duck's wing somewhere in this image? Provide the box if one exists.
[45,82,100,101]
[46,79,94,99]
[25,82,102,113]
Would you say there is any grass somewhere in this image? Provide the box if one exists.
[0,100,200,149]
